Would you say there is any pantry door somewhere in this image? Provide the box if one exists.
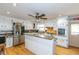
[69,23,79,47]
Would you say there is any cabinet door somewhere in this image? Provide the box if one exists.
[25,35,30,48]
[6,37,13,48]
[9,37,13,47]
[13,37,19,46]
[19,35,24,44]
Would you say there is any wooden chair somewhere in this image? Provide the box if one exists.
[0,43,5,55]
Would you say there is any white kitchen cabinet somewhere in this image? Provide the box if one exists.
[6,36,13,48]
[25,34,56,55]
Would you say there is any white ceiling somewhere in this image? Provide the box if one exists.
[0,3,79,20]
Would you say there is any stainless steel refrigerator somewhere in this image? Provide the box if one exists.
[13,22,25,46]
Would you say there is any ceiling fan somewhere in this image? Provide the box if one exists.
[28,12,48,20]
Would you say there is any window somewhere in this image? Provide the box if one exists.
[71,24,79,35]
[37,24,45,31]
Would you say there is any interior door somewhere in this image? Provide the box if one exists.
[69,24,79,47]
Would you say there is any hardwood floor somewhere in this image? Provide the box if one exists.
[5,44,34,55]
[5,44,79,55]
[56,46,79,55]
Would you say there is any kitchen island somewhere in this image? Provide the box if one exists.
[24,33,56,55]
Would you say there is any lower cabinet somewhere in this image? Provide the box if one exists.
[19,35,25,44]
[6,36,13,48]
[25,35,55,55]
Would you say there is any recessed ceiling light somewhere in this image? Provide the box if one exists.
[13,3,16,7]
[7,11,10,14]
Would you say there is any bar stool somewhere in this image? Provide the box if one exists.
[0,36,5,55]
[0,43,5,55]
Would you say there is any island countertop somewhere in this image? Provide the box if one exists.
[24,33,56,40]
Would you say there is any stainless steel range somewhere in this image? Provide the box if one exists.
[0,33,5,44]
[0,30,12,44]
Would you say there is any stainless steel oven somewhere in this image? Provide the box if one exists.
[0,35,5,44]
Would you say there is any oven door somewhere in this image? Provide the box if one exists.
[0,35,5,44]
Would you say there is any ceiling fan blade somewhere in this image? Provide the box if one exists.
[39,14,45,17]
[40,18,47,20]
[28,14,35,17]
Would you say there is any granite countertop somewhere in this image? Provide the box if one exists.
[24,33,56,40]
[0,32,13,38]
